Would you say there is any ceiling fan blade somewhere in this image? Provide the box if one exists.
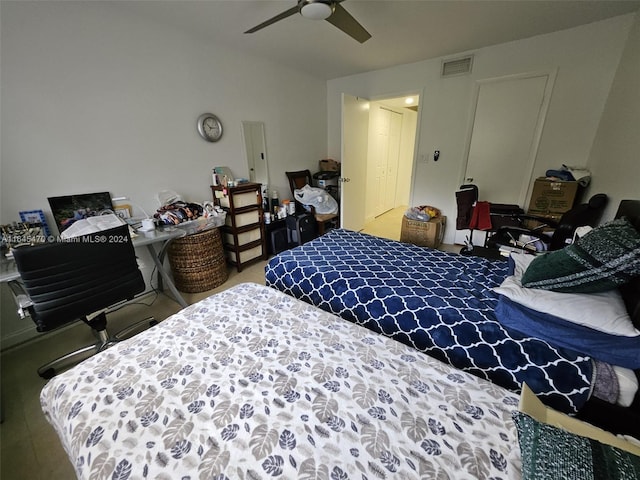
[326,2,371,43]
[244,5,299,34]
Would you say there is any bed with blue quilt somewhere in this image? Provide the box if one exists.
[266,225,640,422]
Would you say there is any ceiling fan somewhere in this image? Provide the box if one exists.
[244,0,371,43]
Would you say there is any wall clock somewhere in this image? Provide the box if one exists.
[197,113,223,142]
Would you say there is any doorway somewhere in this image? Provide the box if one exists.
[341,94,420,235]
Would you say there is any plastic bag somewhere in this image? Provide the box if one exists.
[405,205,440,222]
[293,185,338,214]
[156,190,183,207]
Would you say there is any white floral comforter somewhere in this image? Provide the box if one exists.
[41,283,521,479]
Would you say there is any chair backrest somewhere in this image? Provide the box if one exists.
[286,170,314,214]
[549,193,608,250]
[615,199,640,232]
[12,224,145,332]
[455,184,479,230]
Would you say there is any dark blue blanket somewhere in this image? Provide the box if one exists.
[265,229,594,413]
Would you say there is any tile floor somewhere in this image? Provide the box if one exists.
[0,213,458,479]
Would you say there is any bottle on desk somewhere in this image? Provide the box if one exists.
[270,190,279,215]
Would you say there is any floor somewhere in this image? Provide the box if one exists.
[359,205,406,241]
[0,212,457,479]
[360,205,460,253]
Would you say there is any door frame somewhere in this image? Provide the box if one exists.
[341,89,423,230]
[458,69,557,206]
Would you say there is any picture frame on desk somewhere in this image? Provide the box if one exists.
[114,204,133,220]
[19,209,51,237]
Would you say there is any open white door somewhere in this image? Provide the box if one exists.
[341,94,370,231]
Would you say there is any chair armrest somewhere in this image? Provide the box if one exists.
[7,280,33,319]
[516,214,560,230]
[495,225,547,236]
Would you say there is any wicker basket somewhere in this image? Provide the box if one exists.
[167,227,228,293]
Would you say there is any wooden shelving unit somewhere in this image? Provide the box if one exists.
[211,182,266,272]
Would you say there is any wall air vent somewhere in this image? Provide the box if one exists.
[441,55,473,77]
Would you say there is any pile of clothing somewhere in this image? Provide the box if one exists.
[154,201,204,225]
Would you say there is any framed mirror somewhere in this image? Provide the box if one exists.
[241,121,269,187]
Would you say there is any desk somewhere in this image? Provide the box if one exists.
[0,227,189,308]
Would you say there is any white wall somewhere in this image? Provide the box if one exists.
[585,12,640,221]
[0,1,326,227]
[327,14,635,244]
[0,1,327,349]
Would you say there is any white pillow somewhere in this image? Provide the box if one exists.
[494,254,640,337]
[613,366,639,407]
[510,252,536,278]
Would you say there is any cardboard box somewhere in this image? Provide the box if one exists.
[319,158,340,172]
[400,215,446,249]
[527,178,580,216]
[519,384,640,456]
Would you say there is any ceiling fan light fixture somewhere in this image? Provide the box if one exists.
[300,1,333,20]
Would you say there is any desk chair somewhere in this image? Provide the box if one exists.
[487,193,608,252]
[285,170,340,236]
[8,224,155,379]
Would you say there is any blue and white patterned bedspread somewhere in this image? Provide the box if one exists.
[265,229,593,413]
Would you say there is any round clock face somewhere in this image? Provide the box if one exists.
[197,113,223,142]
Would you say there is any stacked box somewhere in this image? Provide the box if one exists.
[527,178,581,218]
[400,216,446,249]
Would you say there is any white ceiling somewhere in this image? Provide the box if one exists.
[118,0,640,80]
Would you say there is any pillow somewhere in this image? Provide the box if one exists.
[513,411,640,480]
[613,366,639,408]
[507,252,536,278]
[521,218,640,293]
[494,276,639,337]
[496,253,639,337]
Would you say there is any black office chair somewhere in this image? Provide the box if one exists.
[8,224,155,379]
[487,193,608,252]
